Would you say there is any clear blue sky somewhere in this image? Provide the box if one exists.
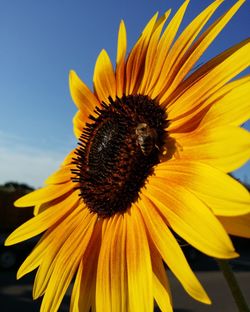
[0,0,249,187]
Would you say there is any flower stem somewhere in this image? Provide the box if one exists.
[216,259,250,312]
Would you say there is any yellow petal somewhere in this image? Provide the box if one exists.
[73,110,89,139]
[71,219,102,312]
[166,39,250,117]
[138,9,171,95]
[32,205,88,299]
[145,0,189,95]
[96,214,127,312]
[45,165,73,185]
[33,204,40,216]
[109,215,127,312]
[96,217,113,312]
[17,232,50,279]
[138,195,211,304]
[172,125,250,173]
[125,12,159,95]
[5,191,79,246]
[14,182,75,207]
[159,0,245,102]
[126,206,153,312]
[219,214,250,238]
[155,160,250,216]
[62,149,76,166]
[69,70,99,113]
[93,49,116,102]
[149,240,173,311]
[40,212,96,312]
[153,0,223,100]
[70,260,83,312]
[17,203,84,280]
[116,20,127,98]
[200,76,250,128]
[168,75,250,132]
[34,200,53,216]
[144,179,237,259]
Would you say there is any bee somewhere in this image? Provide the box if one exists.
[135,123,158,156]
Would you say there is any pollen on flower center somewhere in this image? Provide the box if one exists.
[72,95,167,217]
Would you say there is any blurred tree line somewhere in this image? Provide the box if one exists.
[0,182,34,232]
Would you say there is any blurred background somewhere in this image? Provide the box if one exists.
[0,0,249,311]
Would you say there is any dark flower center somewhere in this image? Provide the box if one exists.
[72,95,167,218]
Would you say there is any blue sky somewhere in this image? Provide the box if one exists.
[0,0,249,187]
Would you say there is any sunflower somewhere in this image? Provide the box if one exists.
[5,0,250,311]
